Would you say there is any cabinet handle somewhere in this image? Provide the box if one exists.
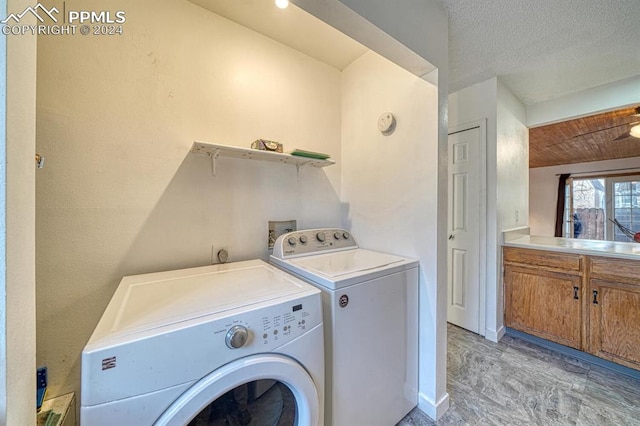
[573,287,579,300]
[593,290,599,304]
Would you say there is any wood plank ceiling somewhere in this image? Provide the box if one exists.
[529,106,640,168]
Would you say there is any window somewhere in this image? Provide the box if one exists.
[607,177,640,242]
[564,175,640,242]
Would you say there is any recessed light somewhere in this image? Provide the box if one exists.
[275,0,289,9]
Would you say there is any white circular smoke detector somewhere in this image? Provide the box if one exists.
[377,112,396,133]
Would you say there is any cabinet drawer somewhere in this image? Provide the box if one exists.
[503,247,582,273]
[589,256,640,284]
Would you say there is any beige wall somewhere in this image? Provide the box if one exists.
[3,0,37,423]
[36,0,342,399]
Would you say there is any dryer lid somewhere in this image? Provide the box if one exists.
[289,249,404,278]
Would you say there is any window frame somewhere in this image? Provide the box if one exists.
[565,173,640,241]
[606,175,640,242]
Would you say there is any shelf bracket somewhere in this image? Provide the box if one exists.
[210,149,220,176]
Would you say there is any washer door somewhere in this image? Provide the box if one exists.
[154,354,319,426]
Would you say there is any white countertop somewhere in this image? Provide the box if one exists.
[503,234,640,260]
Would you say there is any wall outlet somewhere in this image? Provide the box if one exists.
[211,245,230,264]
[515,210,520,223]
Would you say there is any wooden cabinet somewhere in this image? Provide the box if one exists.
[503,248,584,349]
[503,247,640,371]
[588,257,640,370]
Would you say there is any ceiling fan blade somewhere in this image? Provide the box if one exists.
[616,121,640,140]
[614,131,630,141]
[572,121,640,139]
[572,122,630,138]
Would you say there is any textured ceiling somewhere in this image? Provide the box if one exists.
[529,107,640,168]
[436,0,640,105]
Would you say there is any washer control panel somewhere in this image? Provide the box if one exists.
[272,228,357,258]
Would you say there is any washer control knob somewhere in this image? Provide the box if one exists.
[287,237,297,246]
[342,232,350,240]
[334,232,341,240]
[316,232,326,242]
[225,325,249,349]
[299,235,308,244]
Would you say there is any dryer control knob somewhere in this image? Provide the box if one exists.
[299,235,308,244]
[333,232,341,240]
[225,325,249,349]
[287,237,297,246]
[316,232,326,242]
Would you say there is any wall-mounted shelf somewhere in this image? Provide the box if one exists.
[191,141,335,176]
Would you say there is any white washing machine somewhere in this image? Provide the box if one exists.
[271,229,419,426]
[81,259,324,426]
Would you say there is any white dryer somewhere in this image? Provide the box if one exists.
[81,259,324,426]
[271,229,419,426]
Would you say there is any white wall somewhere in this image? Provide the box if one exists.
[530,156,640,236]
[36,0,342,400]
[341,51,444,417]
[448,78,528,342]
[494,80,528,338]
[527,75,640,127]
[2,0,37,423]
[448,78,496,336]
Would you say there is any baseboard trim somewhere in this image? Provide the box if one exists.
[506,328,640,380]
[484,325,505,343]
[418,391,450,420]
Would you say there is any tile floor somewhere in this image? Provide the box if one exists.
[398,324,640,425]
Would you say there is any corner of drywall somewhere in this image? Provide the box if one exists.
[484,325,506,343]
[0,0,7,418]
[448,77,498,128]
[494,81,528,337]
[497,79,527,125]
[320,0,449,419]
[418,390,450,421]
[4,0,37,423]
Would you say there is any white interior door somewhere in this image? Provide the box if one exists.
[447,126,482,334]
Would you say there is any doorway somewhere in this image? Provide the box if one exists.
[447,121,486,335]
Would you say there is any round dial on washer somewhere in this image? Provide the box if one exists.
[342,232,350,240]
[334,232,341,240]
[316,232,326,242]
[225,325,249,349]
[287,237,297,246]
[299,235,308,244]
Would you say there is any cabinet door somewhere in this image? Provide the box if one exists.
[505,266,582,349]
[589,279,640,370]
